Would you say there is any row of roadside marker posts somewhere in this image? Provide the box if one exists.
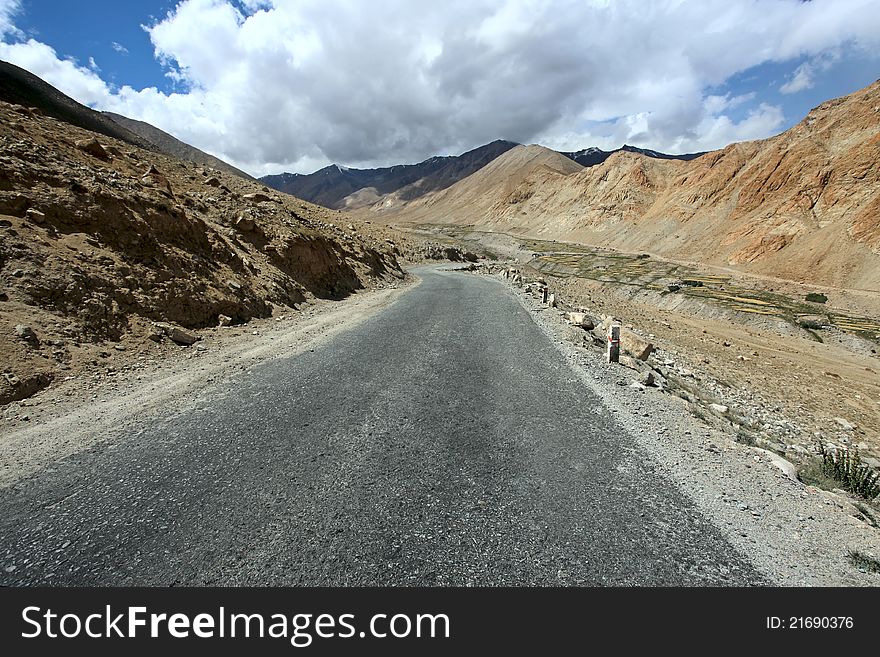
[501,267,621,364]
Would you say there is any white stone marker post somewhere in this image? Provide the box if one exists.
[607,324,620,363]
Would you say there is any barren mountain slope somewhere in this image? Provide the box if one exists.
[104,112,254,181]
[380,81,880,290]
[367,144,585,228]
[1,60,253,183]
[0,101,403,405]
[0,61,154,151]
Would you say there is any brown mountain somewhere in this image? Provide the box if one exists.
[0,60,153,149]
[376,80,880,290]
[0,60,252,181]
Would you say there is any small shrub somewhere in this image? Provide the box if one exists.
[847,551,880,574]
[817,443,880,500]
[805,292,828,303]
[735,430,756,447]
[852,503,878,528]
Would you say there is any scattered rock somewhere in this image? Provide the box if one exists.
[234,216,256,232]
[205,177,221,187]
[24,208,46,224]
[243,192,272,203]
[14,324,38,345]
[710,403,729,414]
[75,138,109,160]
[834,417,856,431]
[153,323,199,346]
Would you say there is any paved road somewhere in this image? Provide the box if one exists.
[0,267,765,585]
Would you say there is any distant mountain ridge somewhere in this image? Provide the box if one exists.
[261,140,519,210]
[560,144,705,167]
[0,59,251,181]
[261,139,701,209]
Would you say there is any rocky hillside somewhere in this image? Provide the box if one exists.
[0,61,153,150]
[0,60,252,181]
[104,112,254,181]
[0,100,403,405]
[376,80,880,290]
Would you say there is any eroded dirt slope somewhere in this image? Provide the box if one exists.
[0,101,404,404]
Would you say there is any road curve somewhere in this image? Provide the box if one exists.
[0,266,765,585]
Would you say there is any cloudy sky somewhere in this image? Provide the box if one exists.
[1,0,878,176]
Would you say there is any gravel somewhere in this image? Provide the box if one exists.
[508,270,880,586]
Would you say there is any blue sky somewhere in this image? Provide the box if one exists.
[1,0,878,176]
[11,0,180,90]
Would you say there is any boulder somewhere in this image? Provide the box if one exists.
[153,323,199,346]
[205,177,221,187]
[567,312,595,330]
[75,138,109,160]
[620,327,654,360]
[752,448,799,482]
[14,324,38,345]
[710,403,729,414]
[234,216,256,232]
[218,314,232,327]
[797,314,827,329]
[25,208,46,224]
[834,417,856,431]
[244,192,272,203]
[142,165,173,196]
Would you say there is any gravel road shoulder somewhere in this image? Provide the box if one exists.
[499,272,880,586]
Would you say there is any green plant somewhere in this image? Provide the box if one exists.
[817,443,880,500]
[805,292,828,303]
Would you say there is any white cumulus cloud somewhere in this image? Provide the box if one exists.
[1,0,879,175]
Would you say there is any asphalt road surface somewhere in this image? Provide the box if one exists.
[0,267,765,585]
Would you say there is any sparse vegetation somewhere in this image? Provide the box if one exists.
[735,430,757,447]
[805,292,828,304]
[852,502,878,528]
[816,443,880,500]
[847,550,880,574]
